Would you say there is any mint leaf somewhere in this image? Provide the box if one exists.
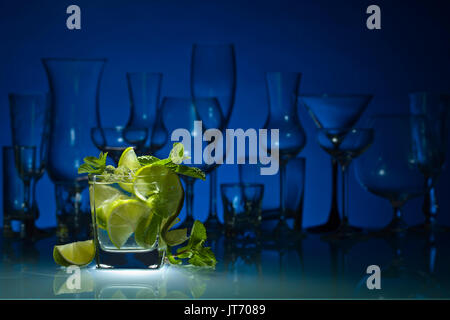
[165,228,189,246]
[77,152,108,174]
[138,155,160,166]
[170,164,206,181]
[189,220,207,246]
[135,214,161,249]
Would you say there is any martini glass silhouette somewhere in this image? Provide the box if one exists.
[298,94,372,233]
[318,128,374,240]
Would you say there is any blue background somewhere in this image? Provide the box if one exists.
[0,0,449,229]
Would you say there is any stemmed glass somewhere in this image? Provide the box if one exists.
[9,93,51,238]
[263,72,306,237]
[190,43,236,231]
[91,127,148,165]
[299,94,372,233]
[161,97,223,228]
[126,72,168,155]
[408,93,450,232]
[317,128,374,240]
[354,115,427,235]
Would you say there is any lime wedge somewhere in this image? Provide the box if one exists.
[133,164,184,219]
[118,147,141,171]
[106,199,152,249]
[117,147,141,193]
[53,240,95,267]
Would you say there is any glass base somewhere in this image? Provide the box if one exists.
[271,219,306,242]
[371,217,408,238]
[321,223,364,242]
[306,210,341,234]
[56,212,92,243]
[2,219,51,241]
[204,215,223,239]
[95,246,165,269]
[408,221,450,235]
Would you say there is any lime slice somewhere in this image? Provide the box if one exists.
[106,199,152,249]
[117,147,141,193]
[133,164,184,219]
[53,240,95,267]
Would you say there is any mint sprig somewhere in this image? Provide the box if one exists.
[165,221,217,268]
[137,144,205,181]
[77,152,108,174]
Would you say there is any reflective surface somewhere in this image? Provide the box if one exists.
[2,219,450,299]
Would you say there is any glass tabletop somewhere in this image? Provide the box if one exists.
[1,222,450,300]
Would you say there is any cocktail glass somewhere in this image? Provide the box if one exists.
[89,174,168,269]
[317,128,374,240]
[298,94,372,233]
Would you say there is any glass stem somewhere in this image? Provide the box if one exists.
[279,162,287,222]
[208,170,218,219]
[23,181,31,213]
[423,177,438,225]
[31,178,38,219]
[329,158,340,224]
[341,164,349,226]
[393,205,402,221]
[21,180,33,239]
[185,178,195,222]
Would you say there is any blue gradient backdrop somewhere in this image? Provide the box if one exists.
[0,0,449,229]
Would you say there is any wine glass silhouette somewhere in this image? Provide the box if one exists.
[161,97,223,228]
[354,115,427,235]
[190,43,236,231]
[263,72,306,238]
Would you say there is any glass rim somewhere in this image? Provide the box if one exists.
[88,173,172,181]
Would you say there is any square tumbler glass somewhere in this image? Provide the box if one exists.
[221,183,264,240]
[89,174,165,269]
